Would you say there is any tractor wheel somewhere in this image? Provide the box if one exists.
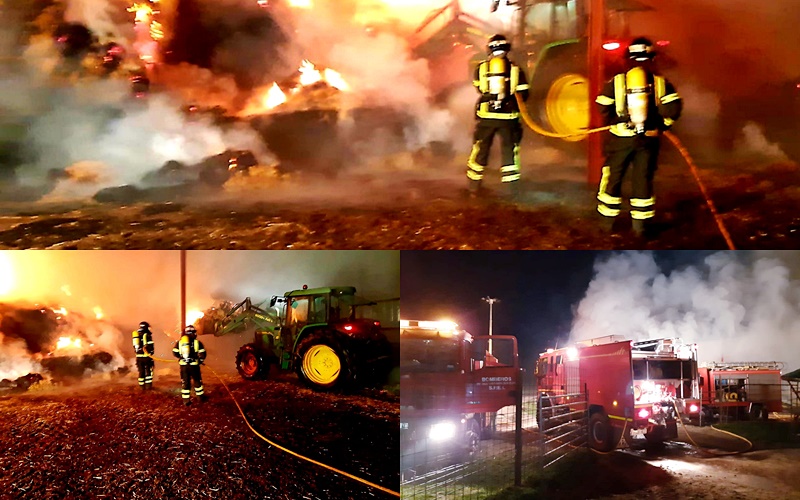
[295,331,353,391]
[588,412,615,452]
[235,344,269,381]
[528,41,589,146]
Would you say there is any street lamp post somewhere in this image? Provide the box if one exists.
[482,296,500,354]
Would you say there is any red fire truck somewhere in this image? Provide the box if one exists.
[696,362,784,424]
[400,320,519,473]
[535,336,701,451]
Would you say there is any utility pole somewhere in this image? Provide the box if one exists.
[180,249,186,331]
[482,296,500,354]
[587,0,606,185]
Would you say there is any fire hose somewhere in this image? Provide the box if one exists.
[671,401,752,456]
[514,93,736,250]
[145,337,400,498]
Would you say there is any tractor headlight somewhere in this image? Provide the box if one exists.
[428,422,457,442]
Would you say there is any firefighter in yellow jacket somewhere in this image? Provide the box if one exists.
[132,321,155,390]
[595,37,683,237]
[172,325,207,406]
[467,34,530,199]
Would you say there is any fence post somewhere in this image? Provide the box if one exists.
[515,367,523,486]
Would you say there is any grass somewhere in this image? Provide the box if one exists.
[714,419,800,448]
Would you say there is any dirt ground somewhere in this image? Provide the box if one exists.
[592,423,800,500]
[0,371,399,499]
[0,150,797,250]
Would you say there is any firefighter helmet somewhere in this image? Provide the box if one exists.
[184,325,197,336]
[628,37,655,61]
[138,321,150,330]
[487,34,511,56]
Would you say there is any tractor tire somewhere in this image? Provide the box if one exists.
[295,331,354,391]
[235,344,269,381]
[588,412,615,452]
[528,40,589,147]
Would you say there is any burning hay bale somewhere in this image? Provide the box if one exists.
[0,303,126,386]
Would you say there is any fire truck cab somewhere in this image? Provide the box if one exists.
[400,320,519,473]
[697,362,784,424]
[535,337,700,451]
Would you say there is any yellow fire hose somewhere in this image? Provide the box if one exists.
[514,93,736,249]
[146,333,400,498]
[671,401,752,456]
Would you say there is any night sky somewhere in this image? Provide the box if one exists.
[400,251,718,366]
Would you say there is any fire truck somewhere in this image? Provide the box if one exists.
[696,362,784,424]
[400,320,519,474]
[535,336,700,451]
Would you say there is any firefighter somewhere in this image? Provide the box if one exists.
[132,321,155,390]
[595,37,683,237]
[172,325,207,406]
[467,34,530,199]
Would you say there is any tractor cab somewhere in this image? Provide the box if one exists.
[278,286,358,338]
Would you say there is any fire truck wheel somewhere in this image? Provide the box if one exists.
[295,331,353,391]
[235,344,269,380]
[588,413,615,452]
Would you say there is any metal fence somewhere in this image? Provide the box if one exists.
[400,366,586,499]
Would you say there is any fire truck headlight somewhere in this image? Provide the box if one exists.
[637,408,650,419]
[429,422,457,442]
[689,404,699,413]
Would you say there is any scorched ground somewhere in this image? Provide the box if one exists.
[0,372,399,499]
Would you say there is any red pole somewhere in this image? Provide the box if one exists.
[180,250,186,330]
[587,0,606,185]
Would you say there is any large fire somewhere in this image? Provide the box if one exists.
[128,1,163,66]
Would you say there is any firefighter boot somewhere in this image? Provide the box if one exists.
[599,216,617,234]
[632,218,650,238]
[505,181,521,202]
[467,179,482,199]
[184,399,191,406]
[145,383,152,391]
[200,395,208,403]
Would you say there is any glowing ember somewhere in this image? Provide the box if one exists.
[56,337,82,350]
[51,307,69,316]
[128,3,155,24]
[93,306,104,320]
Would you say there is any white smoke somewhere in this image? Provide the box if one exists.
[0,338,43,381]
[570,251,800,366]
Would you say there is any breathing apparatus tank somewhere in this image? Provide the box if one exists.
[625,66,650,134]
[487,57,508,110]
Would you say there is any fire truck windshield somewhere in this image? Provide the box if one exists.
[401,338,460,372]
[632,359,693,380]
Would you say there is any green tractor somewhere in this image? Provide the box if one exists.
[199,286,393,391]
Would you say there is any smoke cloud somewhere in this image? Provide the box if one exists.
[570,251,800,366]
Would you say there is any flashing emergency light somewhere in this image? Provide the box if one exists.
[689,404,699,413]
[602,41,621,51]
[566,347,579,361]
[637,408,650,419]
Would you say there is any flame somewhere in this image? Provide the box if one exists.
[299,59,323,86]
[263,82,288,109]
[323,68,350,91]
[55,337,82,350]
[61,285,72,296]
[51,307,69,317]
[128,3,156,24]
[187,309,205,325]
[288,0,312,8]
[93,306,104,320]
